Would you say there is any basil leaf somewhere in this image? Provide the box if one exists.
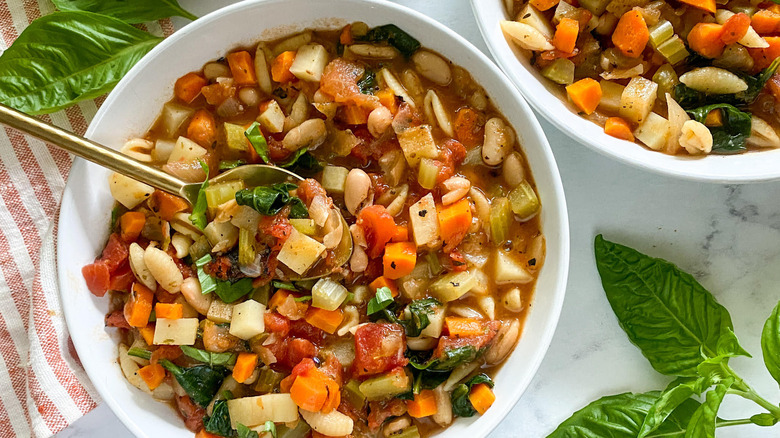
[235,183,308,218]
[52,0,197,23]
[215,277,254,303]
[180,345,237,367]
[361,24,420,58]
[594,235,744,376]
[638,379,705,438]
[686,104,752,154]
[367,287,394,315]
[357,70,377,95]
[237,423,259,438]
[451,374,494,418]
[0,11,162,115]
[761,300,780,386]
[683,378,733,438]
[196,254,217,295]
[245,122,270,164]
[203,400,233,437]
[189,160,210,229]
[159,360,229,408]
[547,392,701,438]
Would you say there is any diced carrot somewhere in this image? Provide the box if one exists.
[290,374,329,411]
[340,24,354,45]
[82,261,110,297]
[678,0,715,13]
[196,430,222,438]
[453,107,484,147]
[148,191,190,221]
[119,211,146,242]
[155,303,183,320]
[407,389,438,418]
[383,241,417,280]
[390,225,408,242]
[124,282,154,328]
[356,205,397,259]
[612,10,649,58]
[376,89,398,114]
[553,18,580,54]
[139,324,155,345]
[749,36,780,70]
[137,363,166,390]
[769,4,780,14]
[687,23,726,58]
[468,383,496,415]
[271,51,297,83]
[341,104,370,125]
[721,13,751,45]
[174,72,207,104]
[305,307,344,334]
[321,378,341,414]
[437,199,472,253]
[233,352,259,383]
[369,276,399,297]
[566,78,602,115]
[751,10,780,35]
[445,317,486,337]
[604,117,634,142]
[530,0,560,11]
[187,109,217,148]
[227,51,257,86]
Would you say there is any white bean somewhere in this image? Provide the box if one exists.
[144,245,183,293]
[469,187,490,233]
[348,44,400,59]
[502,152,525,188]
[300,408,353,436]
[203,62,230,81]
[238,87,260,107]
[411,50,452,85]
[129,242,157,291]
[482,117,515,166]
[350,245,368,273]
[344,169,373,215]
[282,119,327,151]
[120,138,154,162]
[367,106,393,138]
[180,276,212,315]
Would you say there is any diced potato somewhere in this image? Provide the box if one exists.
[619,76,658,125]
[258,100,285,133]
[224,123,248,151]
[397,125,439,167]
[408,193,440,248]
[159,103,194,138]
[230,300,266,340]
[430,270,478,302]
[152,139,176,162]
[598,80,625,114]
[168,136,208,164]
[420,304,446,338]
[634,112,671,151]
[494,250,533,285]
[517,4,553,39]
[289,44,329,82]
[321,165,349,194]
[208,300,234,323]
[227,394,299,428]
[277,228,326,275]
[108,172,153,209]
[153,318,199,345]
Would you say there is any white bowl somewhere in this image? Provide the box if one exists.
[57,1,570,436]
[471,0,780,183]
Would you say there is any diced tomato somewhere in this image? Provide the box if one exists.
[108,264,134,292]
[104,309,131,329]
[267,137,291,162]
[82,261,110,297]
[356,205,396,259]
[434,320,501,359]
[320,58,378,109]
[436,139,467,184]
[353,323,408,377]
[264,312,291,337]
[287,338,318,367]
[296,178,328,206]
[448,249,468,272]
[100,233,129,272]
[175,395,206,432]
[258,210,293,250]
[290,319,326,343]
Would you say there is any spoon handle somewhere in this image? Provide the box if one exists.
[0,103,187,198]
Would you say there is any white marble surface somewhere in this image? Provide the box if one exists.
[55,0,780,436]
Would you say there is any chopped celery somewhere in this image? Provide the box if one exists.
[312,278,349,311]
[541,58,575,85]
[238,228,257,266]
[652,64,679,100]
[578,0,609,15]
[508,181,540,221]
[344,379,367,408]
[290,218,317,235]
[224,123,248,151]
[656,36,689,65]
[277,419,311,438]
[251,284,271,305]
[189,235,212,260]
[489,197,512,245]
[648,20,673,49]
[417,158,439,190]
[320,165,349,194]
[598,80,625,114]
[429,270,477,302]
[426,252,443,276]
[205,180,245,212]
[254,367,284,393]
[359,371,411,401]
[395,426,421,438]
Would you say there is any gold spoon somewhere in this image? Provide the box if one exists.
[0,103,352,280]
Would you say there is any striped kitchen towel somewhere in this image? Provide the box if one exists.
[0,1,176,436]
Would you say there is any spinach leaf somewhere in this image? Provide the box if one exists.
[215,277,254,303]
[410,346,481,372]
[357,70,378,95]
[237,423,259,438]
[245,122,270,164]
[0,11,162,115]
[219,160,246,171]
[683,379,733,438]
[203,400,233,437]
[594,235,746,377]
[189,160,210,229]
[180,345,237,367]
[761,300,780,386]
[196,254,217,295]
[235,183,308,219]
[367,287,394,315]
[411,368,450,395]
[52,0,197,23]
[737,57,780,103]
[280,151,323,177]
[361,24,421,58]
[547,391,701,438]
[159,360,229,408]
[382,298,441,337]
[687,104,752,154]
[451,374,494,417]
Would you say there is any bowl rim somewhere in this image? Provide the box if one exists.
[57,0,570,436]
[469,0,780,183]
